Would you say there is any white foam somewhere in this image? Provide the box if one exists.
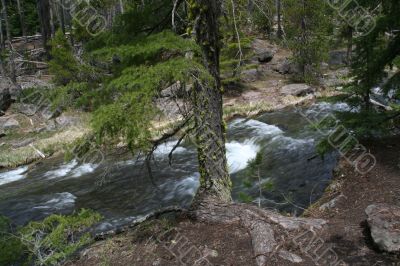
[226,140,259,174]
[306,102,355,115]
[45,160,99,179]
[71,163,98,177]
[154,140,187,156]
[271,135,314,150]
[34,192,77,210]
[230,118,283,137]
[45,160,78,179]
[0,166,29,186]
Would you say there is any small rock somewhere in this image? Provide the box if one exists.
[278,250,303,263]
[203,246,218,258]
[319,194,345,211]
[55,114,79,127]
[365,204,400,252]
[281,84,314,96]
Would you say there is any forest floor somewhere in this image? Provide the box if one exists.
[65,136,400,266]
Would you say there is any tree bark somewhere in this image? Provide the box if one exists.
[49,3,55,37]
[36,0,52,56]
[1,0,16,82]
[119,0,124,14]
[277,0,283,39]
[16,0,27,41]
[190,0,232,204]
[58,0,66,34]
[346,26,353,65]
[0,12,4,50]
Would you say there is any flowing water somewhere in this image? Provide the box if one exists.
[0,102,348,231]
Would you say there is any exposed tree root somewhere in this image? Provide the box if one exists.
[192,196,327,265]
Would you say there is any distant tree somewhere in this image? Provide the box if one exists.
[36,0,51,55]
[16,0,27,40]
[283,0,330,83]
[1,0,16,82]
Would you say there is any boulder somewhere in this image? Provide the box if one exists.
[273,59,301,75]
[281,84,314,96]
[251,39,275,63]
[240,69,260,83]
[365,204,400,252]
[257,51,274,63]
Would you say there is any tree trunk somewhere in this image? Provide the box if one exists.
[346,26,353,65]
[16,0,27,41]
[58,0,66,34]
[49,4,55,37]
[36,0,52,56]
[300,0,308,81]
[277,0,283,39]
[189,0,232,204]
[1,0,16,82]
[119,0,124,14]
[0,12,4,50]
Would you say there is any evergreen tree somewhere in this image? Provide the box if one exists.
[283,0,330,83]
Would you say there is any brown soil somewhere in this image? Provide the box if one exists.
[304,135,400,265]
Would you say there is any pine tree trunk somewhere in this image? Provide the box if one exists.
[0,12,4,50]
[190,0,232,204]
[119,0,124,14]
[49,4,55,37]
[36,0,52,56]
[0,14,4,76]
[1,0,16,82]
[277,0,283,39]
[346,26,353,65]
[58,0,66,34]
[16,0,27,41]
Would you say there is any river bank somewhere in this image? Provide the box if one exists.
[64,135,400,266]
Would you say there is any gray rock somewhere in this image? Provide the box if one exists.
[160,82,184,98]
[273,59,301,75]
[281,84,314,96]
[55,114,80,127]
[278,250,303,263]
[365,204,400,252]
[0,117,20,130]
[240,69,260,83]
[258,51,274,63]
[17,103,38,116]
[319,194,345,211]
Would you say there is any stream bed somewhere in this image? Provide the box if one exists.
[0,102,350,231]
